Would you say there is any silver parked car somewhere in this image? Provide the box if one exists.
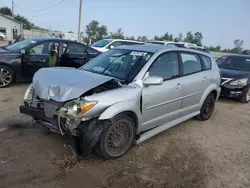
[19,44,221,159]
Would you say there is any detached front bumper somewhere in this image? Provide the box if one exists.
[19,104,105,158]
[19,105,60,132]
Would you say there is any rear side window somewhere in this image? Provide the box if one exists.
[181,53,202,75]
[200,55,212,70]
[67,42,85,54]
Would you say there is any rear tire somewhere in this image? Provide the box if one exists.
[95,115,135,159]
[197,93,215,121]
[0,36,3,40]
[0,65,15,88]
[239,86,250,103]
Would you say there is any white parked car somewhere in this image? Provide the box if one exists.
[91,39,144,52]
[148,41,209,53]
[0,32,7,40]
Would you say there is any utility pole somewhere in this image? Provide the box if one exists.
[12,0,14,17]
[78,0,82,42]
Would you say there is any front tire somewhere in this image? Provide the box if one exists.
[239,86,250,103]
[0,36,3,40]
[197,93,215,121]
[95,115,135,159]
[0,65,15,88]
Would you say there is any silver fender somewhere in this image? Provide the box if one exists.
[199,84,221,107]
[98,100,142,134]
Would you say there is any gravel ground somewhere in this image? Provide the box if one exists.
[0,83,250,188]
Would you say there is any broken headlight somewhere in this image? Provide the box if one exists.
[59,100,97,117]
[24,84,34,103]
[229,78,248,86]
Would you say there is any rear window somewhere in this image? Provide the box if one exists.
[200,55,212,70]
[217,56,250,71]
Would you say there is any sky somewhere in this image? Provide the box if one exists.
[1,0,250,49]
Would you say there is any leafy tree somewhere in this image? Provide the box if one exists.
[109,28,125,39]
[14,14,34,30]
[162,32,173,41]
[0,6,12,16]
[85,20,100,40]
[126,36,135,40]
[137,36,148,42]
[184,31,203,46]
[154,35,162,41]
[234,39,244,53]
[85,20,108,42]
[96,25,108,40]
[154,32,174,41]
[208,45,221,52]
[193,32,203,46]
[184,31,194,43]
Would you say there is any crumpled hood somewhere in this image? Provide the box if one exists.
[32,67,113,102]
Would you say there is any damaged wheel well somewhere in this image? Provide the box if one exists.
[114,111,139,134]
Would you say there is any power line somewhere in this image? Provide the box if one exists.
[14,0,68,13]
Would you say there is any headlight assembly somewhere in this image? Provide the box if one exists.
[60,99,97,117]
[229,78,248,86]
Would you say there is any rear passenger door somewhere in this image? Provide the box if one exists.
[59,41,89,68]
[179,52,210,117]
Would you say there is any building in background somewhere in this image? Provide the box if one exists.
[0,13,23,41]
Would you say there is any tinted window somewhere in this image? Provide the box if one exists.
[122,41,141,45]
[110,41,122,47]
[91,39,112,47]
[67,42,85,54]
[28,41,54,55]
[217,56,250,71]
[200,55,212,70]
[6,39,37,52]
[181,53,202,75]
[148,52,179,80]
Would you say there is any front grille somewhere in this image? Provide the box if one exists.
[44,102,58,118]
[43,100,64,118]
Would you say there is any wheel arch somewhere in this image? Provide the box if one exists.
[98,101,142,134]
[199,84,220,107]
[0,62,16,82]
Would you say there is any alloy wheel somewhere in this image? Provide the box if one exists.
[0,68,12,87]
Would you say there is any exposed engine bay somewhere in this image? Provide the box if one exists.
[82,79,122,97]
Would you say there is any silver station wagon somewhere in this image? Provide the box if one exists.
[20,44,221,159]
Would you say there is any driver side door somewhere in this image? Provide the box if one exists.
[141,52,183,132]
[22,41,54,78]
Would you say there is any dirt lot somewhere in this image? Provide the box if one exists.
[0,83,250,188]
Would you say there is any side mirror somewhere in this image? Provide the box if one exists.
[109,45,114,49]
[20,49,26,55]
[143,76,163,86]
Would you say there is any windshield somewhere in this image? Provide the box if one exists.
[6,39,37,52]
[80,49,153,81]
[217,56,250,71]
[91,39,113,48]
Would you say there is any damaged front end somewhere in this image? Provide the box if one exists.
[20,76,122,158]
